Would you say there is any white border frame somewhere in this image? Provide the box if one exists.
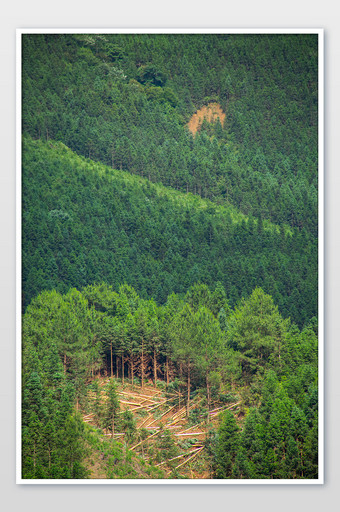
[16,27,324,485]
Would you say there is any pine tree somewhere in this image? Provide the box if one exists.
[214,411,240,478]
[103,379,120,437]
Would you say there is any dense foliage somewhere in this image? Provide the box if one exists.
[22,284,318,479]
[22,137,316,327]
[22,33,318,233]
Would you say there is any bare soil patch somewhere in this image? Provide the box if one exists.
[187,102,226,135]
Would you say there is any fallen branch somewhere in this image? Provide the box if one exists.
[119,400,143,407]
[103,433,125,437]
[208,406,225,414]
[170,406,187,422]
[175,447,204,470]
[118,391,159,405]
[129,405,149,412]
[130,430,159,451]
[165,413,187,427]
[167,399,202,425]
[145,402,166,413]
[209,401,241,417]
[156,447,203,466]
[138,414,155,429]
[139,398,159,406]
[174,432,206,437]
[176,422,203,435]
[146,404,178,428]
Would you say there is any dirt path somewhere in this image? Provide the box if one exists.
[187,102,225,135]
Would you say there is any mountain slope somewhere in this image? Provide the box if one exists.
[22,33,318,234]
[22,137,316,326]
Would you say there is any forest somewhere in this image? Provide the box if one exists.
[21,32,319,480]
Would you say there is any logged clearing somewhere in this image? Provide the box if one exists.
[82,377,240,479]
[187,102,226,135]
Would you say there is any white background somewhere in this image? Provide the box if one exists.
[1,1,338,511]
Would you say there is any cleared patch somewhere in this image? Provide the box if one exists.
[187,102,225,135]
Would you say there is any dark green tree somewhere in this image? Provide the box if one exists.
[214,411,240,478]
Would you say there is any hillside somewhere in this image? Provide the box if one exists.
[20,32,319,482]
[22,33,318,233]
[22,283,318,480]
[22,136,316,326]
[81,378,238,479]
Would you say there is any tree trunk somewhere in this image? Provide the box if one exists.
[110,341,113,378]
[141,338,145,389]
[187,363,191,418]
[153,348,157,387]
[64,352,67,374]
[131,355,134,389]
[206,372,211,423]
[278,338,282,369]
[166,356,169,386]
[116,355,119,379]
[121,354,124,385]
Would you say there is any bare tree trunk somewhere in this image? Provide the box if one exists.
[166,356,169,386]
[141,338,145,389]
[121,354,124,385]
[153,348,157,387]
[187,363,191,418]
[116,355,119,379]
[110,341,113,378]
[131,356,134,389]
[278,337,282,369]
[206,371,211,423]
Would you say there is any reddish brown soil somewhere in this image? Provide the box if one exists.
[187,102,226,135]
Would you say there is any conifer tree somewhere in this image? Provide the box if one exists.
[103,379,120,437]
[214,411,240,478]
